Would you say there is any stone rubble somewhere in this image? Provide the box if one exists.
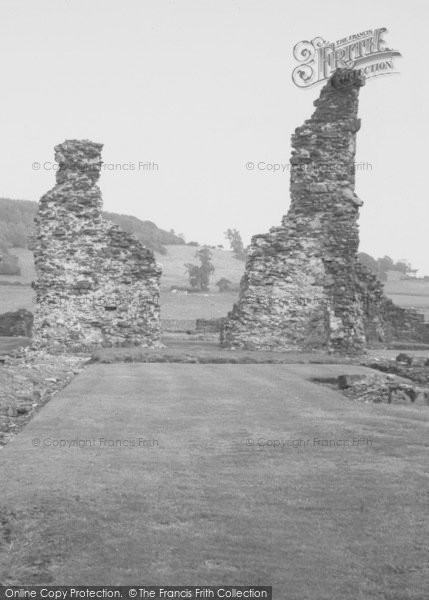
[364,353,429,385]
[0,348,87,447]
[338,372,429,405]
[32,140,162,353]
[330,353,429,404]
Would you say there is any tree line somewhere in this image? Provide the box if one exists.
[183,231,417,292]
[358,253,415,281]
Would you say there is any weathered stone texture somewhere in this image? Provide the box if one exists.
[356,262,429,344]
[32,140,162,352]
[222,69,367,353]
[222,68,428,353]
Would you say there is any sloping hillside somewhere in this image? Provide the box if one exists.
[0,198,184,254]
[103,212,183,254]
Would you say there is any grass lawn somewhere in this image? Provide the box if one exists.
[384,294,429,320]
[0,363,427,597]
[384,280,429,320]
[160,290,237,320]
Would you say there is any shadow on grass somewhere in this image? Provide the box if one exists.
[90,341,358,365]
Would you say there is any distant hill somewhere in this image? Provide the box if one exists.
[0,198,185,255]
[103,212,184,254]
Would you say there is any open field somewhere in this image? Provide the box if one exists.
[0,284,34,313]
[0,246,242,321]
[384,279,429,321]
[160,290,237,320]
[2,248,429,324]
[0,248,35,313]
[384,279,429,295]
[384,280,429,320]
[0,362,427,596]
[0,284,237,321]
[155,244,245,291]
[0,248,35,284]
[0,336,30,353]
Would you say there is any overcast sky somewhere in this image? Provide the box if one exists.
[1,0,427,272]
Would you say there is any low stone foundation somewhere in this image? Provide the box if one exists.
[356,262,429,345]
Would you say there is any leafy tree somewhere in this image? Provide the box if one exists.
[358,252,378,275]
[224,228,247,260]
[185,246,215,291]
[358,252,415,281]
[216,277,231,292]
[0,252,21,275]
[377,256,395,278]
[394,259,411,274]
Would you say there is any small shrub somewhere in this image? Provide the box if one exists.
[0,254,21,276]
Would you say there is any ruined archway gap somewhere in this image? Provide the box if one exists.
[32,69,427,354]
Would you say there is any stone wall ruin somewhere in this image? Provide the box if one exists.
[221,68,428,353]
[32,140,162,352]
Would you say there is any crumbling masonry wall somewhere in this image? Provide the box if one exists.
[222,69,368,353]
[222,68,428,352]
[356,262,429,345]
[32,140,162,352]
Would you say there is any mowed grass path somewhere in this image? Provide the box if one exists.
[0,364,428,598]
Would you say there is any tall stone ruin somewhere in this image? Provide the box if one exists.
[222,69,369,353]
[222,68,429,352]
[32,140,162,352]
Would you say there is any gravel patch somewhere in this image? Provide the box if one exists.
[0,348,88,448]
